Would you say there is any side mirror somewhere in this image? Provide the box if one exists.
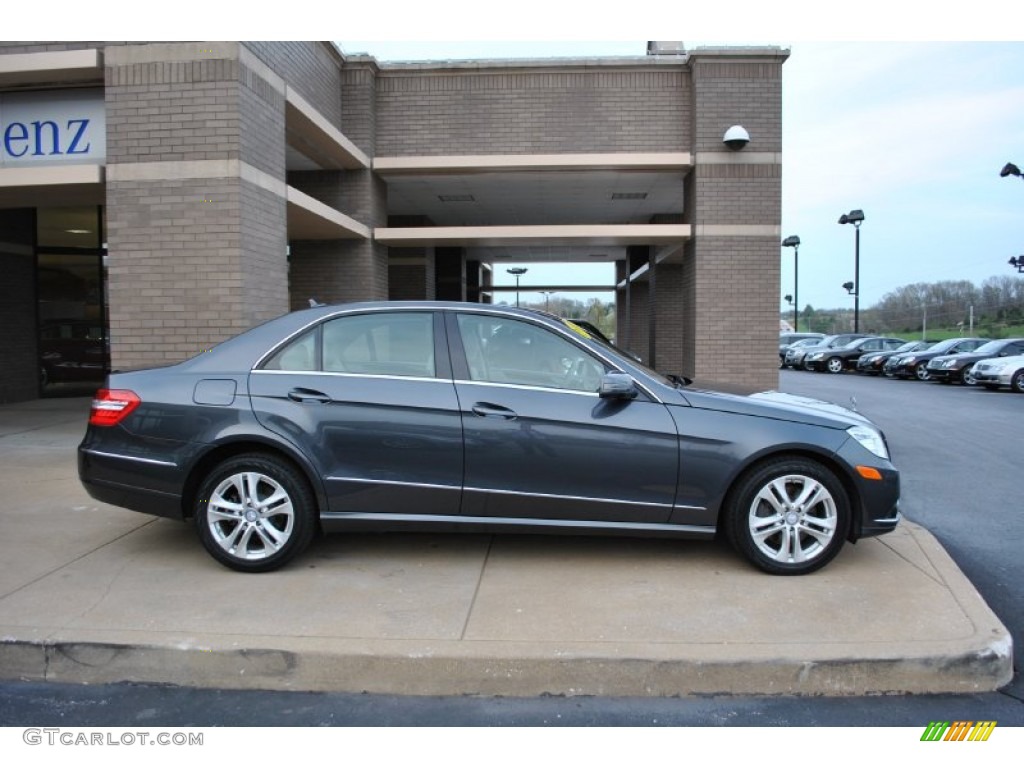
[599,372,638,400]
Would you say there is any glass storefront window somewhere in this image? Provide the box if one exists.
[36,207,108,395]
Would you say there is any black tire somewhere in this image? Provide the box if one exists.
[914,362,931,381]
[194,453,316,572]
[1011,369,1024,394]
[825,356,844,374]
[724,457,850,576]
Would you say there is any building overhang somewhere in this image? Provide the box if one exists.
[0,164,105,207]
[374,152,692,175]
[0,48,103,88]
[286,185,371,240]
[375,224,690,248]
[285,87,370,171]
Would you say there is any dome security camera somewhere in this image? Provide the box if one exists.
[723,125,750,150]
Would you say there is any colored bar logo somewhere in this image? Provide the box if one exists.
[920,721,996,741]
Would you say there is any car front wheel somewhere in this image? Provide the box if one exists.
[960,367,976,386]
[194,453,316,572]
[914,363,931,381]
[1011,369,1024,394]
[826,357,844,374]
[725,458,850,575]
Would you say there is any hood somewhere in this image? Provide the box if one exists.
[679,387,875,430]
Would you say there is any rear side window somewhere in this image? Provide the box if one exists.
[263,329,317,371]
[323,312,435,378]
[262,313,436,377]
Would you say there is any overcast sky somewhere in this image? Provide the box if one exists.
[338,39,1024,311]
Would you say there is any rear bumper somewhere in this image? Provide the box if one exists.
[78,445,186,520]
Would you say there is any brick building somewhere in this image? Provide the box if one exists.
[0,41,788,402]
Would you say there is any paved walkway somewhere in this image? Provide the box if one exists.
[0,397,1012,696]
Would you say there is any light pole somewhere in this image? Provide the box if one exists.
[838,209,864,332]
[539,290,554,311]
[1010,256,1024,274]
[506,267,527,307]
[781,235,800,331]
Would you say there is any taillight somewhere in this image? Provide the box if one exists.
[89,389,141,427]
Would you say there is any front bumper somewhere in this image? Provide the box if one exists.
[926,367,961,383]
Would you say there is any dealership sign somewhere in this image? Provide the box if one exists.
[0,88,105,167]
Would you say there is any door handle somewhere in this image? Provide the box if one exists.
[287,388,332,404]
[471,402,517,420]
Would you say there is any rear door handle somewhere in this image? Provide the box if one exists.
[471,402,517,420]
[288,388,332,404]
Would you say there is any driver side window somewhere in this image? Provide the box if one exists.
[457,314,606,392]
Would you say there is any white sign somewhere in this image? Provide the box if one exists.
[0,88,105,167]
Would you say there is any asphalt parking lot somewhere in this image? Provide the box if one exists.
[779,368,1023,700]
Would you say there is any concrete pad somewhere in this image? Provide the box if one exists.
[0,398,1013,696]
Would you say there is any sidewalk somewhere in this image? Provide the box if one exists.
[0,397,1012,696]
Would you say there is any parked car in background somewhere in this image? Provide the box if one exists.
[856,340,938,376]
[926,338,1024,385]
[970,353,1024,393]
[783,333,869,370]
[778,331,827,368]
[77,301,900,576]
[804,336,906,374]
[883,337,990,381]
[779,336,825,369]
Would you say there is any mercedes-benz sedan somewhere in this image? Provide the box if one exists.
[79,302,900,576]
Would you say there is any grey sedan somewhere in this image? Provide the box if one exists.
[78,302,900,575]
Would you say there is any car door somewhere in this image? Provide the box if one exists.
[249,310,464,516]
[447,311,678,524]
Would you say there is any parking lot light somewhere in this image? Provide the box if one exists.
[782,235,801,330]
[838,210,864,332]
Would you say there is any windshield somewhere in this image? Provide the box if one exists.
[893,341,921,352]
[929,338,963,354]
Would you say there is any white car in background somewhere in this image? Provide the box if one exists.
[969,354,1024,393]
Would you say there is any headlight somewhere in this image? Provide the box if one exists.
[808,352,824,361]
[847,425,889,460]
[903,356,917,364]
[942,359,959,369]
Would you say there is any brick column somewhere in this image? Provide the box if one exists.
[104,42,288,369]
[683,48,788,391]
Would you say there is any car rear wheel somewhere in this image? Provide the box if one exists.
[826,357,844,374]
[724,458,850,575]
[914,362,931,381]
[194,453,316,573]
[1011,369,1024,394]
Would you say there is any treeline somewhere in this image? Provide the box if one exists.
[792,275,1024,336]
[503,296,617,338]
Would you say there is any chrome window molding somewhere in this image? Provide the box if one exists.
[252,370,442,385]
[453,379,600,397]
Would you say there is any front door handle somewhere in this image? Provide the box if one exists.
[471,402,517,420]
[288,388,332,404]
